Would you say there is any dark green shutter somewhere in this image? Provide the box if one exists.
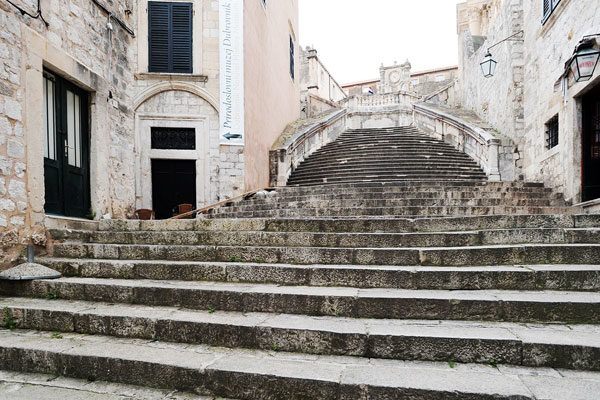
[149,2,192,73]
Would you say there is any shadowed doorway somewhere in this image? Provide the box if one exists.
[151,159,196,219]
[583,83,600,202]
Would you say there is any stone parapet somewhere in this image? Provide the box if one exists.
[414,103,520,181]
[269,109,347,187]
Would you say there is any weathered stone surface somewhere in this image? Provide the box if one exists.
[1,330,600,399]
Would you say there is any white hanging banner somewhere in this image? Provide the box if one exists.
[219,0,244,145]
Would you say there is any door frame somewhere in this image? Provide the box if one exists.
[135,114,209,211]
[582,82,600,202]
[43,69,91,218]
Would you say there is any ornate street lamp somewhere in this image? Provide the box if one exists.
[480,52,497,78]
[480,31,524,78]
[569,37,600,82]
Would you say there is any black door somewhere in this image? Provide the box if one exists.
[152,159,196,219]
[43,71,90,218]
[583,84,600,202]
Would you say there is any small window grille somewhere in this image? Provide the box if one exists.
[545,115,559,150]
[151,127,196,150]
[542,0,562,24]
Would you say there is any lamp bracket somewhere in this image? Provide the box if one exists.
[487,30,524,53]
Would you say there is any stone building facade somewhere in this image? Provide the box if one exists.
[299,47,347,118]
[457,0,600,203]
[0,0,300,267]
[342,64,458,98]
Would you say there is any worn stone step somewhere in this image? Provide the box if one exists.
[238,193,566,209]
[38,258,600,291]
[0,370,211,399]
[49,242,600,267]
[50,227,600,249]
[209,205,577,219]
[2,278,600,323]
[97,214,600,233]
[3,330,599,399]
[289,167,486,179]
[294,160,481,171]
[237,192,566,208]
[286,177,487,186]
[278,181,546,192]
[311,144,464,153]
[3,297,599,370]
[213,199,564,214]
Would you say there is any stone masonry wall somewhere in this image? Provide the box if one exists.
[0,0,135,268]
[521,0,600,201]
[458,0,524,175]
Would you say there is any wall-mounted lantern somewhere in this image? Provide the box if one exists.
[480,31,524,78]
[569,36,600,82]
[480,52,497,78]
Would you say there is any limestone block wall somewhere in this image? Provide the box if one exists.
[133,0,243,207]
[520,0,600,202]
[458,0,600,202]
[458,0,525,158]
[0,0,136,267]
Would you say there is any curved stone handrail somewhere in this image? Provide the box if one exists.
[269,109,348,187]
[413,103,506,181]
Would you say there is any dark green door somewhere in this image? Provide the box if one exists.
[43,71,90,218]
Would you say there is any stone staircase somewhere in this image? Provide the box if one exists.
[207,181,574,219]
[286,126,488,186]
[1,128,600,398]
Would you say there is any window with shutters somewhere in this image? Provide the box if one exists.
[542,0,562,24]
[289,35,295,80]
[148,2,193,73]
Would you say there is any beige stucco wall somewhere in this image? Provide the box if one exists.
[244,0,300,191]
[0,0,135,268]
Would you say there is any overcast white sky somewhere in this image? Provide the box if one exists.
[299,0,464,84]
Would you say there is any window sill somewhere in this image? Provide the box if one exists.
[135,73,208,83]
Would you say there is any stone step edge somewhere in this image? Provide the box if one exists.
[4,277,600,324]
[96,214,600,232]
[2,297,599,370]
[4,329,598,399]
[36,258,600,291]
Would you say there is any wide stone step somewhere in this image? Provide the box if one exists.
[312,142,461,151]
[39,258,600,291]
[2,330,598,399]
[213,199,563,214]
[237,197,563,211]
[278,181,546,192]
[55,227,599,248]
[294,158,481,167]
[2,278,600,323]
[270,187,556,199]
[97,214,600,234]
[238,193,565,209]
[293,160,481,171]
[308,149,474,159]
[0,369,208,399]
[289,166,486,178]
[46,242,600,267]
[287,176,487,186]
[3,297,599,370]
[209,205,577,219]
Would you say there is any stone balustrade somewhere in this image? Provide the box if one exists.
[269,109,348,187]
[413,103,520,182]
